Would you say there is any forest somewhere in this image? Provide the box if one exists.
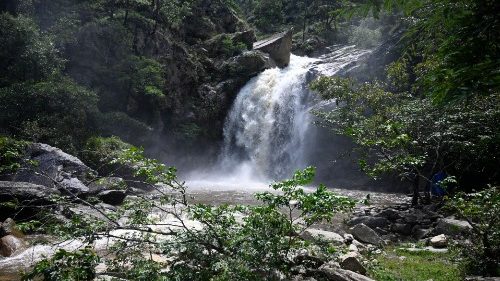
[0,0,498,280]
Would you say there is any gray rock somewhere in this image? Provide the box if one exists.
[224,50,274,77]
[430,234,448,248]
[12,143,93,196]
[339,252,366,275]
[0,235,26,257]
[0,218,23,238]
[350,224,383,246]
[97,190,127,206]
[0,181,60,220]
[413,227,432,240]
[344,234,354,244]
[348,244,359,253]
[434,218,472,237]
[88,177,126,195]
[59,177,89,195]
[318,265,375,281]
[347,216,390,229]
[376,208,401,220]
[391,223,413,236]
[253,30,293,68]
[301,229,345,245]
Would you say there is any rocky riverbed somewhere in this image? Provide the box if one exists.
[0,142,477,281]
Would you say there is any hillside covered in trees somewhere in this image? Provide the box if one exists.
[0,0,499,280]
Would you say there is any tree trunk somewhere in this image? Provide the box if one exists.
[412,176,420,206]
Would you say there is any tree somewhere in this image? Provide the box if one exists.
[0,13,62,87]
[310,76,500,205]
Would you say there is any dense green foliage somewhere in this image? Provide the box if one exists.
[22,248,100,281]
[447,187,500,276]
[310,0,500,204]
[0,137,28,175]
[311,76,499,200]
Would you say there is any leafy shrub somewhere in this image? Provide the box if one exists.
[0,13,62,87]
[22,248,99,281]
[0,137,28,176]
[80,136,132,172]
[0,77,98,153]
[221,35,248,57]
[447,186,500,276]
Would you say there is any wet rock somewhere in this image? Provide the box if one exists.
[88,177,126,195]
[293,253,325,269]
[339,252,366,275]
[253,30,293,68]
[12,143,93,196]
[0,218,24,238]
[344,234,354,244]
[413,227,432,240]
[434,218,472,237]
[301,229,345,245]
[223,50,274,78]
[347,216,390,229]
[0,235,25,257]
[59,177,89,195]
[0,181,60,221]
[374,227,389,235]
[391,223,413,236]
[291,275,318,281]
[317,265,375,281]
[376,208,401,221]
[97,190,127,206]
[348,244,359,253]
[430,234,448,248]
[350,223,383,246]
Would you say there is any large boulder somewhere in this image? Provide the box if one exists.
[12,143,94,196]
[317,264,375,281]
[301,229,345,245]
[430,234,448,248]
[97,190,127,206]
[223,50,274,78]
[347,216,390,229]
[0,234,26,257]
[253,30,293,68]
[350,224,383,246]
[433,218,472,237]
[0,218,24,238]
[339,252,366,275]
[88,177,126,195]
[0,181,60,221]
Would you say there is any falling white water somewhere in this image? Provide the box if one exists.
[221,55,318,181]
[187,46,371,190]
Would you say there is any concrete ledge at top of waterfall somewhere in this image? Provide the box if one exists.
[253,29,293,68]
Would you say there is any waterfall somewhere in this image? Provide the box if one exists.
[220,46,371,182]
[221,55,318,180]
[187,46,371,189]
